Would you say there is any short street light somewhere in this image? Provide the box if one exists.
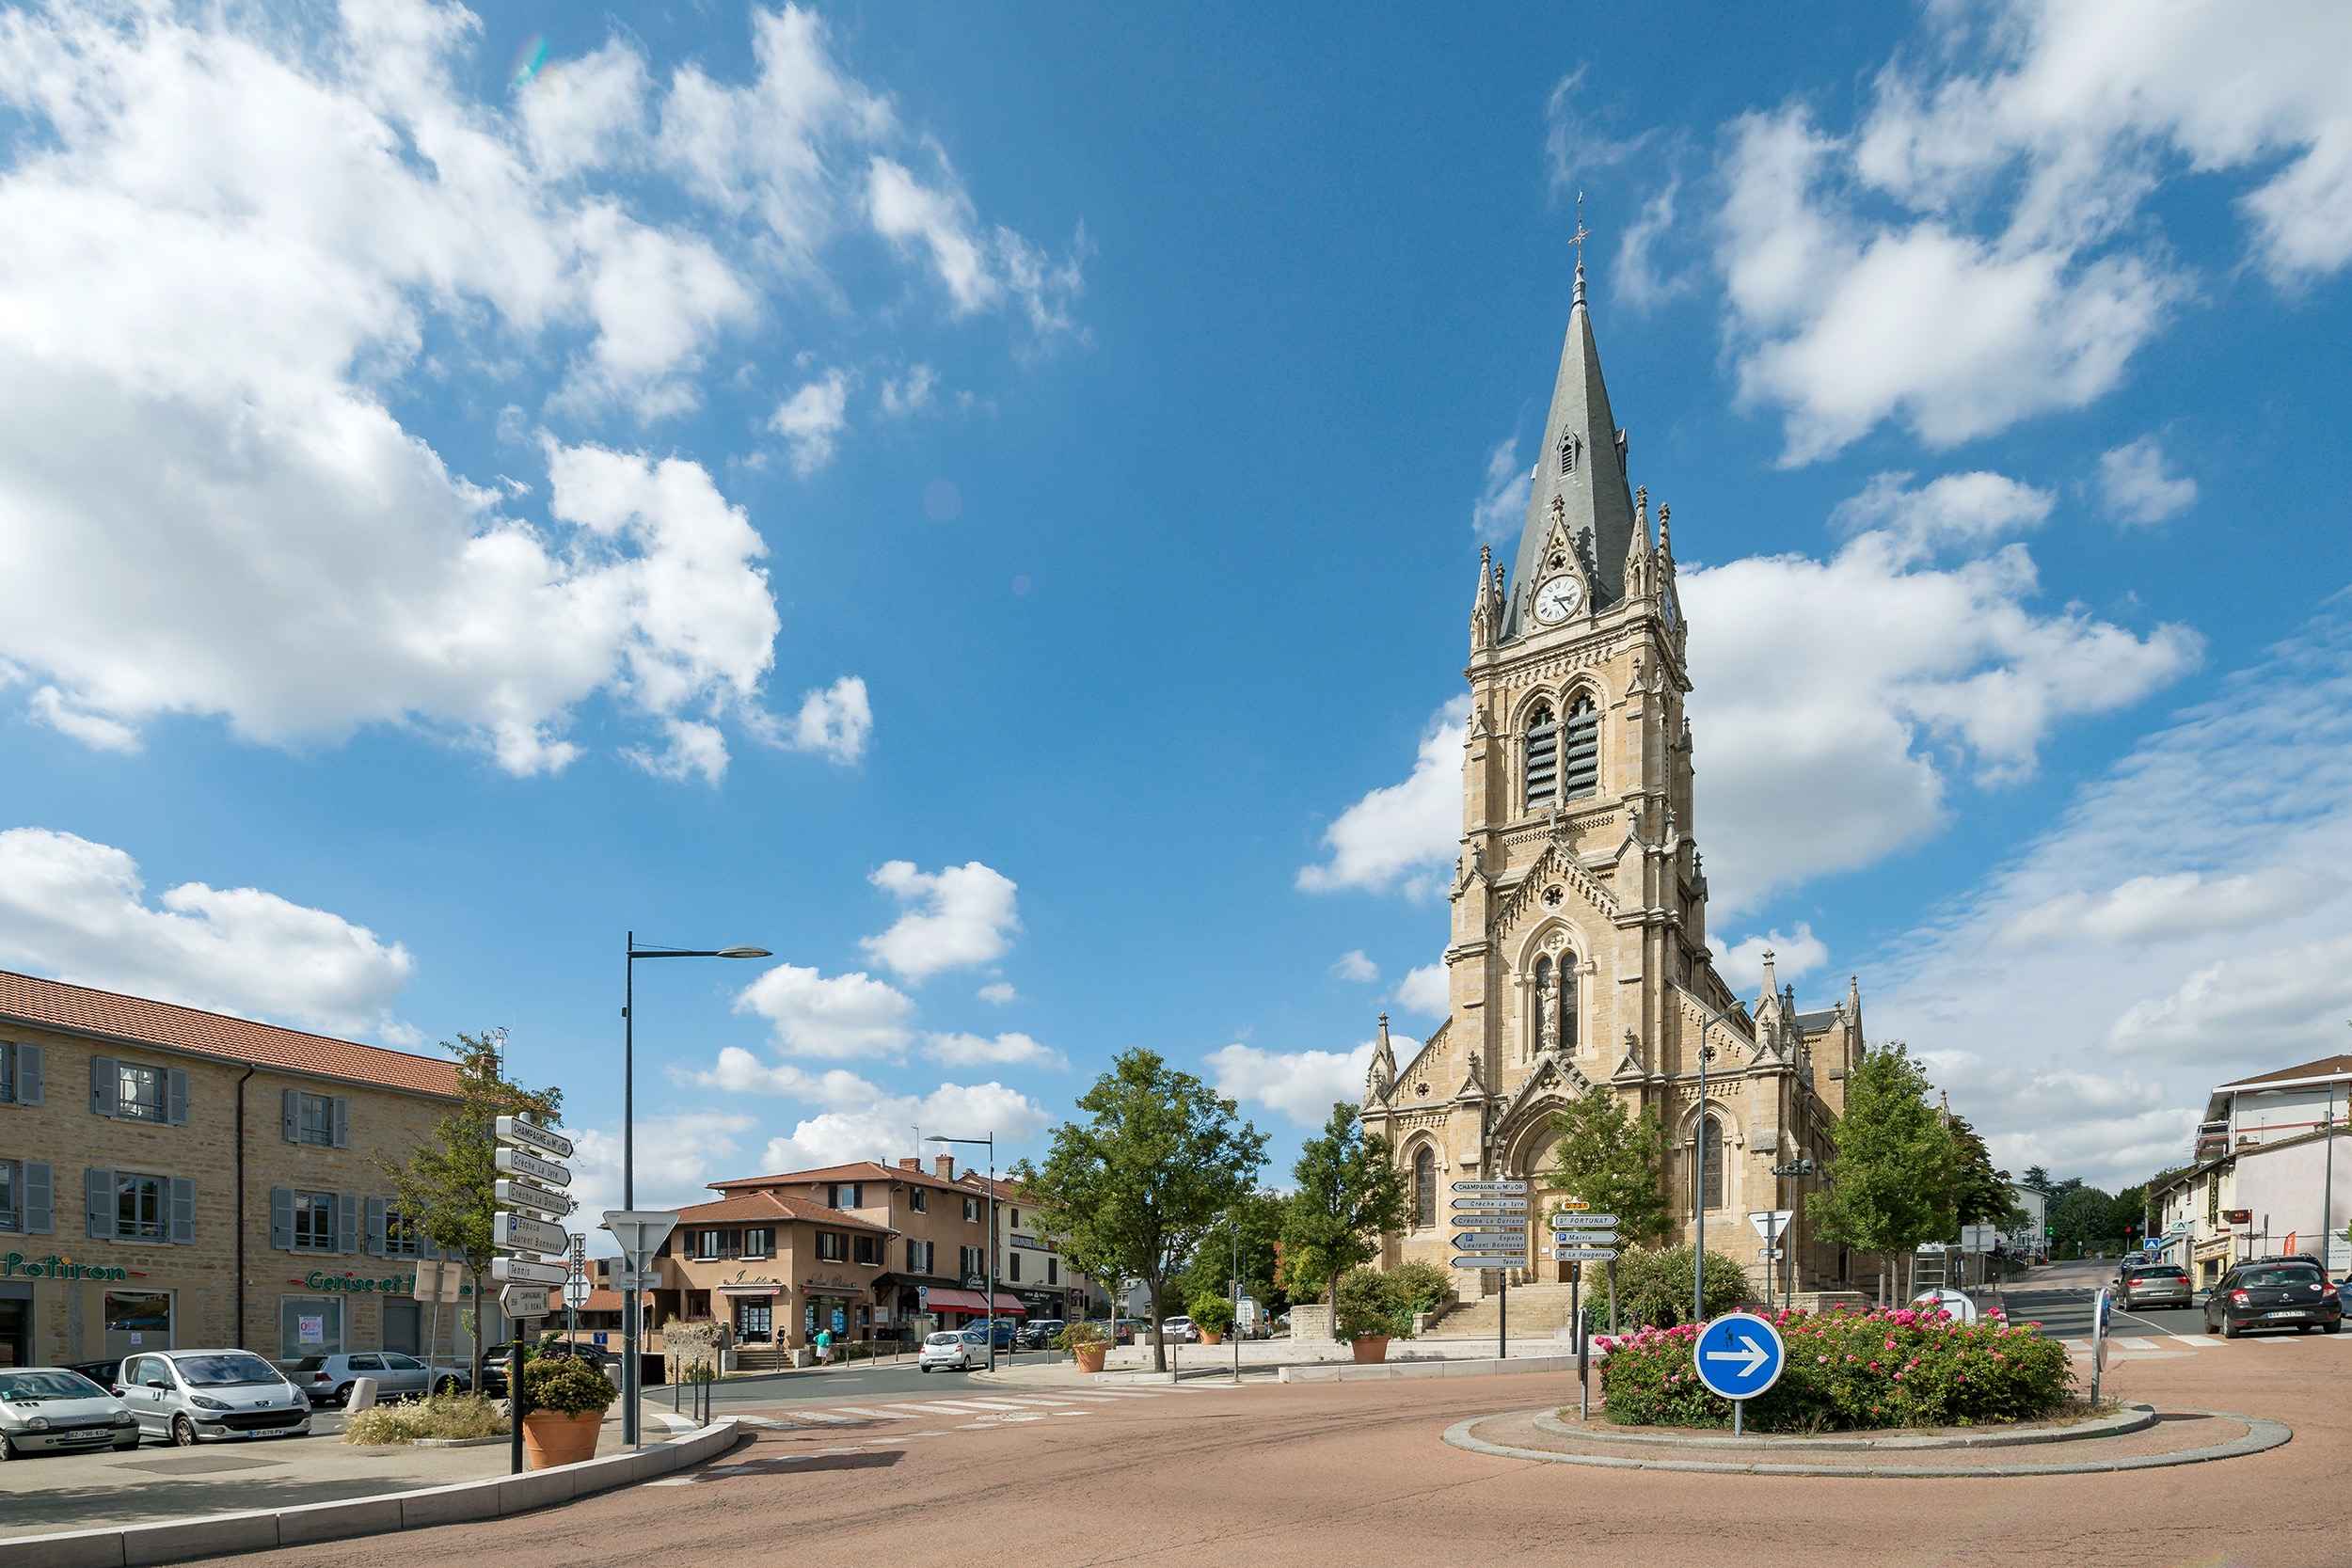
[927,1133,997,1372]
[621,933,770,1446]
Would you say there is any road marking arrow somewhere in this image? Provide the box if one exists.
[1703,1335,1769,1378]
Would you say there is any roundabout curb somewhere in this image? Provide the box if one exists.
[1531,1401,2159,1450]
[1444,1406,2291,1479]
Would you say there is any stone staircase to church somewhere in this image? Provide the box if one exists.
[1430,1283,1582,1340]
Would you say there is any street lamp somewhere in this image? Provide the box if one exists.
[927,1133,998,1371]
[622,932,770,1446]
[1674,983,1742,1322]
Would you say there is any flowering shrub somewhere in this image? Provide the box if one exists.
[1594,1307,2073,1432]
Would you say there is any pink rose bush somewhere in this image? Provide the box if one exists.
[1594,1305,2073,1433]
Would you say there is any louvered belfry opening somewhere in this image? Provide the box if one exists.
[1562,694,1599,798]
[1524,704,1558,808]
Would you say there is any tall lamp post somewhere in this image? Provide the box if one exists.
[928,1133,997,1372]
[1673,984,1742,1321]
[623,933,770,1446]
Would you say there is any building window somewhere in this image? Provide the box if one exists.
[690,1229,723,1259]
[853,1234,879,1265]
[1692,1116,1724,1212]
[1008,1207,1020,1229]
[742,1227,774,1259]
[0,1040,39,1104]
[0,1159,14,1232]
[291,1191,335,1252]
[963,1196,980,1223]
[1524,704,1558,808]
[829,1182,860,1209]
[909,1187,927,1213]
[294,1092,336,1147]
[1009,1251,1022,1283]
[383,1205,422,1259]
[116,1064,166,1122]
[279,1296,344,1360]
[1560,430,1578,475]
[907,1238,934,1274]
[959,1245,984,1279]
[1562,694,1599,798]
[103,1291,173,1353]
[1046,1258,1058,1286]
[817,1231,848,1262]
[1413,1147,1436,1228]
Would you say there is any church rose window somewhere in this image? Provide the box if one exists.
[1524,704,1558,808]
[1562,694,1599,798]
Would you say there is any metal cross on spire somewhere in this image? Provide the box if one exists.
[1570,190,1595,305]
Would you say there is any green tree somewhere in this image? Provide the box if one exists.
[1175,1187,1288,1313]
[2050,1184,2119,1259]
[1279,1102,1408,1330]
[1541,1085,1671,1244]
[1806,1043,1957,1303]
[1948,1116,2026,1232]
[1009,1050,1267,1372]
[2019,1164,2052,1191]
[379,1031,561,1392]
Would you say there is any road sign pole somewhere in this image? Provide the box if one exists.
[1607,1258,1617,1336]
[1500,1271,1507,1362]
[1572,1262,1585,1419]
[508,1338,525,1475]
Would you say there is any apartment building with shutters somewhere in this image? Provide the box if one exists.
[0,970,468,1369]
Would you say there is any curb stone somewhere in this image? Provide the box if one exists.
[1444,1407,2290,1479]
[1531,1402,2159,1450]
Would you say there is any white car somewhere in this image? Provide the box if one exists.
[119,1350,312,1446]
[917,1328,988,1371]
[0,1368,142,1459]
[1160,1316,1199,1344]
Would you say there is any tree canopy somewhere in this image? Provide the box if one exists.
[1009,1049,1266,1371]
[1947,1115,2027,1233]
[1541,1085,1670,1244]
[1279,1102,1407,1320]
[1176,1187,1288,1312]
[1806,1042,1955,1299]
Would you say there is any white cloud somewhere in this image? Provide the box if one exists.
[1613,176,1693,310]
[866,156,1087,336]
[519,40,650,180]
[879,363,939,417]
[567,1112,756,1255]
[771,368,850,476]
[0,828,414,1039]
[976,981,1017,1006]
[1829,470,2055,556]
[27,687,141,753]
[2097,436,2199,526]
[1543,65,1661,194]
[860,860,1021,982]
[1207,1038,1408,1129]
[733,961,916,1058]
[622,719,730,786]
[1874,594,2352,1189]
[1331,950,1379,983]
[1470,437,1532,545]
[757,1080,1051,1172]
[760,673,871,764]
[680,1045,882,1103]
[923,1031,1066,1069]
[1394,962,1450,1019]
[1711,925,1830,998]
[1296,698,1467,896]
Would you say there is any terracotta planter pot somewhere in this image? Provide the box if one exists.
[1073,1344,1107,1373]
[1199,1330,1222,1346]
[1350,1336,1390,1364]
[521,1409,602,1469]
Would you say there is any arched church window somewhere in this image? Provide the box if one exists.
[1561,962,1579,1050]
[1413,1147,1436,1228]
[1532,955,1554,1054]
[1693,1114,1724,1212]
[1524,704,1558,809]
[1562,694,1599,799]
[1559,430,1578,475]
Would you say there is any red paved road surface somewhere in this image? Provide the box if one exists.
[250,1331,2341,1568]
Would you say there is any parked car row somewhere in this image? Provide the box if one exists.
[3,1349,314,1459]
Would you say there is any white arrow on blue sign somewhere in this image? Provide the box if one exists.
[1691,1311,1786,1402]
[1451,1232,1526,1250]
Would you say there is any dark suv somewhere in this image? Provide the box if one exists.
[2202,1257,2342,1338]
[2117,1262,2192,1310]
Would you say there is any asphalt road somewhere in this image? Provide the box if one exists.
[237,1327,2347,1568]
[646,1350,1069,1408]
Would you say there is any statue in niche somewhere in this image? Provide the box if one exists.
[1534,956,1560,1055]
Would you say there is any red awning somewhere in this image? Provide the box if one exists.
[923,1290,1025,1318]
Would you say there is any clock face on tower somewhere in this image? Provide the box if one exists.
[1534,576,1583,625]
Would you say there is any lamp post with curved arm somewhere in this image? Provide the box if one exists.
[1671,983,1745,1321]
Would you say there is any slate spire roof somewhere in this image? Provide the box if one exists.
[1499,263,1640,641]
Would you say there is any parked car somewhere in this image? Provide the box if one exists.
[0,1368,142,1458]
[118,1350,310,1446]
[1110,1318,1149,1345]
[473,1338,606,1397]
[65,1359,128,1392]
[1160,1316,1199,1344]
[988,1318,1020,1351]
[2202,1258,2343,1338]
[290,1352,463,1406]
[1018,1318,1064,1350]
[917,1328,988,1372]
[2116,1263,2192,1310]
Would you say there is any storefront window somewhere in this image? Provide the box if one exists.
[103,1291,173,1356]
[279,1296,345,1359]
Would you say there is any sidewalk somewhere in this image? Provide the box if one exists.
[974,1333,1591,1387]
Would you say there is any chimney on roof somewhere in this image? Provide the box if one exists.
[934,1154,956,1180]
[898,1157,921,1171]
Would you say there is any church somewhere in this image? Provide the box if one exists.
[1361,254,1864,1306]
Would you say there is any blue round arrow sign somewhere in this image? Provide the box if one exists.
[1691,1311,1786,1401]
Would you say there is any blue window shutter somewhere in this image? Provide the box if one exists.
[90,1057,119,1118]
[166,1069,189,1126]
[271,1187,294,1250]
[16,1045,40,1106]
[169,1179,196,1244]
[282,1089,299,1143]
[331,1098,350,1148]
[22,1163,51,1234]
[367,1196,387,1258]
[336,1192,358,1254]
[87,1167,115,1239]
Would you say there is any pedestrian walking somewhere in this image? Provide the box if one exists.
[816,1325,833,1367]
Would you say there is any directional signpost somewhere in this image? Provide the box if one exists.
[1451,1180,1528,1358]
[493,1114,575,1476]
[1692,1310,1786,1436]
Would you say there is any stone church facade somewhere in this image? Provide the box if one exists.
[1362,261,1862,1301]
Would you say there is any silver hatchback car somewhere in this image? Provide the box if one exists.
[0,1368,141,1458]
[118,1350,312,1446]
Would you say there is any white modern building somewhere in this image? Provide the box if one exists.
[2151,1053,2352,1287]
[1999,1182,2049,1262]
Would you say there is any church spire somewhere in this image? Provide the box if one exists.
[1500,212,1639,641]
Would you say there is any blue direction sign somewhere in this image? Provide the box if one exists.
[1691,1311,1786,1402]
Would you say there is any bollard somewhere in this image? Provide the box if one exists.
[347,1376,380,1414]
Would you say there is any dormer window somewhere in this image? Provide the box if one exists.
[1559,430,1579,475]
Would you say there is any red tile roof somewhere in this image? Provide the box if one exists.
[574,1290,652,1313]
[672,1190,895,1234]
[709,1158,971,1195]
[2219,1054,2352,1088]
[0,969,461,1099]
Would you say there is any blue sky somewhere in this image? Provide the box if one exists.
[1,2,2348,1225]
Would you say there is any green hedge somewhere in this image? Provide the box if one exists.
[1597,1305,2072,1432]
[1333,1266,1416,1341]
[1386,1260,1454,1319]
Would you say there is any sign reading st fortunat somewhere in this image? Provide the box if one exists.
[1550,1212,1618,1228]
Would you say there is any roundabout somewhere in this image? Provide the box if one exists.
[1442,1402,2293,1478]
